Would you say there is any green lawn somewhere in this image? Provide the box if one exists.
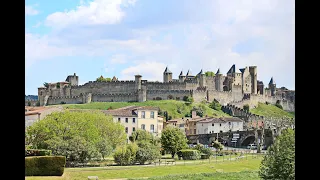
[250,103,294,119]
[131,171,259,180]
[26,158,262,180]
[60,100,230,119]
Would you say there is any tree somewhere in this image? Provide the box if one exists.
[129,129,153,143]
[43,82,49,88]
[209,99,222,111]
[96,138,113,160]
[113,143,139,166]
[135,141,161,164]
[161,126,188,158]
[96,76,112,82]
[259,128,295,180]
[212,140,224,153]
[25,110,127,163]
[243,104,250,111]
[205,71,215,77]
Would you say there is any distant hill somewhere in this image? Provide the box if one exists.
[25,95,38,101]
[60,100,231,119]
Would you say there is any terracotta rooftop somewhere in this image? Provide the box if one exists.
[102,106,159,117]
[198,117,243,123]
[25,106,50,116]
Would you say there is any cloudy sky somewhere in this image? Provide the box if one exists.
[26,0,295,95]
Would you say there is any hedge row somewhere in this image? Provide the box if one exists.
[25,149,52,157]
[25,156,66,176]
[178,149,201,160]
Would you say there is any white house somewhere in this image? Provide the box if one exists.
[196,117,243,134]
[103,106,160,141]
[25,106,63,129]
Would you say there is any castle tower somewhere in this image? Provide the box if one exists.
[198,69,206,87]
[163,67,172,82]
[227,64,236,77]
[135,75,142,90]
[268,77,276,96]
[65,73,79,86]
[215,68,224,91]
[249,66,257,94]
[179,70,186,82]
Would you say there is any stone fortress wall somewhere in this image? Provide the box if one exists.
[37,65,295,113]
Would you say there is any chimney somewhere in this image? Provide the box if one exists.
[192,111,197,119]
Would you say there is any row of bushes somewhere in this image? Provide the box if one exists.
[25,156,66,176]
[25,149,52,157]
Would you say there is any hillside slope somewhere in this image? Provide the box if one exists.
[250,103,294,119]
[61,100,230,119]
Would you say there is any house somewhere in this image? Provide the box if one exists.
[185,117,207,135]
[25,106,63,129]
[165,117,189,134]
[196,117,243,134]
[157,116,164,137]
[103,106,160,141]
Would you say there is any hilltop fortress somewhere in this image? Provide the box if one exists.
[38,64,295,112]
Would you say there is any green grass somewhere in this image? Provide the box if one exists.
[26,158,262,180]
[60,100,230,119]
[250,103,294,119]
[130,171,259,180]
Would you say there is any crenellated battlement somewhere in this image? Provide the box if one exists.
[147,90,192,94]
[38,65,295,107]
[49,95,81,99]
[92,93,135,96]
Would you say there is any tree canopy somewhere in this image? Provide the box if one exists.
[25,110,127,163]
[96,76,112,82]
[161,126,188,158]
[205,71,215,77]
[259,128,295,180]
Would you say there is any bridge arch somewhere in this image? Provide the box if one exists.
[240,135,255,146]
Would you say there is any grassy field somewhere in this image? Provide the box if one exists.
[26,158,262,180]
[250,103,294,119]
[131,171,259,180]
[61,100,230,119]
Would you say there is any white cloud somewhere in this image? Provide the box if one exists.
[25,5,39,16]
[45,0,136,28]
[110,54,127,64]
[26,0,295,89]
[120,62,166,81]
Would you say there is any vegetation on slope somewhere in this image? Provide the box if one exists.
[250,103,294,119]
[61,100,230,119]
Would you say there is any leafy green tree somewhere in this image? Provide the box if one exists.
[259,128,295,180]
[43,82,49,88]
[129,129,153,143]
[113,143,139,165]
[243,104,250,111]
[96,138,113,160]
[161,126,188,158]
[136,141,161,164]
[96,76,112,82]
[205,71,215,77]
[212,140,224,153]
[25,110,127,162]
[209,99,222,111]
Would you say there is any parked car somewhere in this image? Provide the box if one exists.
[247,144,257,149]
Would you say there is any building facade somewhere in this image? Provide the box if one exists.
[103,106,159,141]
[196,117,243,134]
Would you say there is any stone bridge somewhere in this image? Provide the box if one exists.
[186,129,273,147]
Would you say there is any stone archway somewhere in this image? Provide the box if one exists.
[240,135,255,147]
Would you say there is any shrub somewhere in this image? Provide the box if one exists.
[179,149,201,160]
[25,149,52,157]
[209,99,222,111]
[243,104,250,111]
[113,143,138,165]
[201,154,210,159]
[275,103,283,109]
[25,156,66,176]
[136,141,161,165]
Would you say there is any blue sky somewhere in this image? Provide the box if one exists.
[26,0,295,95]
